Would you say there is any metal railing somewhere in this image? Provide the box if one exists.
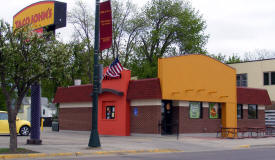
[158,121,179,140]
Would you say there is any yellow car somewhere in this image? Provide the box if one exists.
[0,111,31,136]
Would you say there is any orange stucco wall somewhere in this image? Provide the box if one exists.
[98,69,131,136]
[158,54,237,129]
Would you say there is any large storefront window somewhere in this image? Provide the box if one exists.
[106,106,115,119]
[189,102,202,119]
[237,104,243,119]
[248,104,258,119]
[209,103,221,119]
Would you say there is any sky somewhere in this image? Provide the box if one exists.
[2,0,275,58]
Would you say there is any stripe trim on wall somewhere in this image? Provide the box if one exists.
[130,99,162,106]
[59,102,93,108]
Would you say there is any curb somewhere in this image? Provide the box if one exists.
[232,145,251,150]
[238,145,251,148]
[0,149,184,159]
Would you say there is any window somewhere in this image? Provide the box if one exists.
[264,71,275,85]
[189,102,202,119]
[248,104,258,119]
[237,104,243,119]
[0,113,8,120]
[237,74,247,87]
[43,109,45,115]
[209,103,221,119]
[264,72,269,85]
[106,106,115,119]
[272,72,275,85]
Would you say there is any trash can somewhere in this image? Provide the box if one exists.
[52,121,59,132]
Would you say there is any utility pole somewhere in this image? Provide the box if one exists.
[88,0,101,148]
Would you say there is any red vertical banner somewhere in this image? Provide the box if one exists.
[100,0,112,51]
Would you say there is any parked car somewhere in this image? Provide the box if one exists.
[0,111,31,136]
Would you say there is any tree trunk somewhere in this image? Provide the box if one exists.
[8,111,17,152]
[1,85,18,152]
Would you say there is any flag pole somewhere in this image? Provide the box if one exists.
[88,0,101,148]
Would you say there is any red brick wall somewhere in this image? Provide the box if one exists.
[237,109,265,128]
[59,108,92,131]
[177,107,265,133]
[178,107,221,133]
[130,106,161,134]
[59,105,265,134]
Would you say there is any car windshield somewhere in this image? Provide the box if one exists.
[0,112,8,120]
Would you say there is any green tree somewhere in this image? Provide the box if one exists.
[41,41,90,101]
[68,0,94,83]
[227,54,242,64]
[69,0,144,72]
[67,41,90,84]
[208,53,227,63]
[130,0,208,78]
[0,21,71,152]
[208,53,242,64]
[100,0,142,67]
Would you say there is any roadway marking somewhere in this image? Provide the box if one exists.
[233,145,251,149]
[0,149,184,159]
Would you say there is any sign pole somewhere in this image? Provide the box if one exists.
[27,82,42,145]
[88,0,101,148]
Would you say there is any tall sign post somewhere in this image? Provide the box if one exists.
[13,1,66,145]
[88,0,101,148]
[88,0,112,148]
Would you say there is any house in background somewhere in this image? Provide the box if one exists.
[17,98,32,121]
[229,58,275,107]
[17,97,57,126]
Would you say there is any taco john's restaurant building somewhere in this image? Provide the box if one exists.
[53,54,271,136]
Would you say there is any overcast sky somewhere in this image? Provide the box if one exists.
[2,0,275,58]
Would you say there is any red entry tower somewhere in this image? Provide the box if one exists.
[98,69,131,136]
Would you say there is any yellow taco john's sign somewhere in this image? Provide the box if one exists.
[13,1,67,31]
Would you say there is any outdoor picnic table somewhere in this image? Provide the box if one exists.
[266,126,275,136]
[247,127,265,138]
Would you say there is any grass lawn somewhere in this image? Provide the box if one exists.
[0,148,38,154]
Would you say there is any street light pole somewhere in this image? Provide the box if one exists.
[88,0,101,148]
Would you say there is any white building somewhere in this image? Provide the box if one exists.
[229,58,275,106]
[17,97,57,121]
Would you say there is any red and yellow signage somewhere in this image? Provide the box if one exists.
[13,1,66,31]
[13,1,54,30]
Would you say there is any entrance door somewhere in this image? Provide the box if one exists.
[161,100,173,135]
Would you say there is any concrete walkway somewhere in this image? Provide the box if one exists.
[1,127,275,159]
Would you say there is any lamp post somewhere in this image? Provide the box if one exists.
[88,0,101,148]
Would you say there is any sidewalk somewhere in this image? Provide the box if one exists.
[1,127,275,159]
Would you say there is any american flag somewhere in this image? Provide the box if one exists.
[105,57,123,77]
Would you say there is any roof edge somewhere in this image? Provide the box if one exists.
[91,88,124,97]
[158,54,236,71]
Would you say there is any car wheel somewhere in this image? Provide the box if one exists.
[19,126,30,136]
